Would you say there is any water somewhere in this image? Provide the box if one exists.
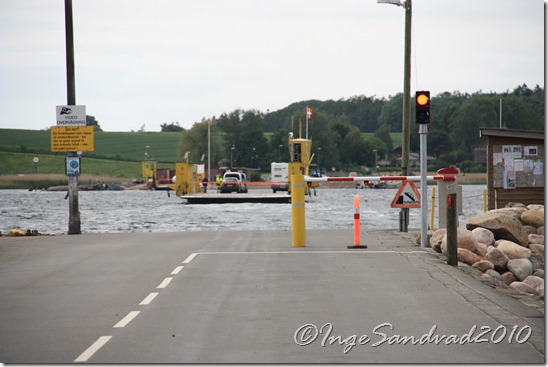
[0,186,487,235]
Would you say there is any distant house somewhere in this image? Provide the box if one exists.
[392,148,435,168]
[479,128,544,209]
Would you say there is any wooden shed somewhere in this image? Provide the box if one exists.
[479,128,544,210]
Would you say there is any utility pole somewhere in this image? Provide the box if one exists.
[400,0,412,232]
[378,0,412,232]
[65,0,81,234]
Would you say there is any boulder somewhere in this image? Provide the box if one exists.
[528,243,544,255]
[509,282,538,295]
[529,253,544,270]
[471,227,495,247]
[471,260,494,272]
[533,269,544,279]
[497,240,532,260]
[527,204,544,211]
[522,275,544,292]
[466,212,528,247]
[528,234,544,245]
[500,271,517,286]
[521,210,544,228]
[506,202,528,209]
[429,229,446,253]
[441,227,477,255]
[523,225,538,236]
[457,248,482,266]
[475,242,488,257]
[538,226,545,235]
[485,248,509,271]
[488,207,527,220]
[507,258,534,281]
[485,269,501,279]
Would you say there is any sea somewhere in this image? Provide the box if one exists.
[1,185,487,235]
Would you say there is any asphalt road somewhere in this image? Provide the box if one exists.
[0,229,544,363]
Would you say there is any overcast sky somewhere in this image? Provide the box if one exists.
[0,0,544,132]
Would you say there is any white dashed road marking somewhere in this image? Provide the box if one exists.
[171,265,184,275]
[182,253,197,264]
[157,277,173,289]
[74,335,112,363]
[113,311,141,328]
[139,292,159,306]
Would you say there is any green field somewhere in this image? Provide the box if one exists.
[0,128,181,163]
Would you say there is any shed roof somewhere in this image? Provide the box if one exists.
[479,128,544,140]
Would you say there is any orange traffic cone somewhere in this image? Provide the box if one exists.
[348,195,367,249]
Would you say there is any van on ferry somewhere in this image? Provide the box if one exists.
[221,171,248,193]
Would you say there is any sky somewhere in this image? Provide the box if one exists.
[0,0,544,132]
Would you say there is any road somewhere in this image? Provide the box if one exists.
[0,229,544,363]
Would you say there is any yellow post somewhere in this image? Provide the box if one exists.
[430,187,436,231]
[483,188,487,212]
[291,174,306,247]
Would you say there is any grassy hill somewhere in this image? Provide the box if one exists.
[0,128,181,163]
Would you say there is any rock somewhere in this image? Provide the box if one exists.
[507,202,528,209]
[522,275,544,292]
[457,248,483,266]
[441,227,478,255]
[500,271,517,285]
[507,258,533,281]
[472,260,494,272]
[497,240,532,260]
[509,281,538,295]
[471,227,495,247]
[488,207,527,220]
[528,234,544,245]
[528,243,544,255]
[430,229,446,253]
[466,212,528,247]
[538,226,544,235]
[521,210,544,228]
[533,269,544,278]
[527,204,544,211]
[523,225,538,236]
[529,253,544,270]
[485,248,509,271]
[475,242,488,257]
[485,269,501,279]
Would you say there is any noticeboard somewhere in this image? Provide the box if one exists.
[51,126,95,152]
[492,144,545,189]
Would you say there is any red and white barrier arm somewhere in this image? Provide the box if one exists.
[304,175,456,182]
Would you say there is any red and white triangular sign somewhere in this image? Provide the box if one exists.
[391,180,421,208]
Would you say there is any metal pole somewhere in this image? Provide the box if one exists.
[399,0,412,232]
[207,119,211,183]
[419,123,428,247]
[65,0,80,235]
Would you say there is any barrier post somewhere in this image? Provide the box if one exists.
[446,193,458,266]
[429,187,436,231]
[348,195,367,249]
[291,174,306,247]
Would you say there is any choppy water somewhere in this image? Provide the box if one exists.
[0,186,487,235]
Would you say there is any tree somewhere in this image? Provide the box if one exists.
[86,115,102,131]
[217,109,268,168]
[160,122,184,132]
[178,119,220,165]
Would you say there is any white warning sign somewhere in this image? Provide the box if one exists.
[391,180,421,208]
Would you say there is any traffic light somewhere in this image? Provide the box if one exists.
[415,91,430,124]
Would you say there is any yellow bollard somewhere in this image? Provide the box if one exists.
[348,195,367,249]
[291,174,306,247]
[430,187,436,231]
[483,188,487,212]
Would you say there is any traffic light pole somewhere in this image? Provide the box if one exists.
[419,123,428,247]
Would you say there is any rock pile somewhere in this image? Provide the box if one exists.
[429,203,544,298]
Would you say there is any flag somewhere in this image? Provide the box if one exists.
[306,107,312,119]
